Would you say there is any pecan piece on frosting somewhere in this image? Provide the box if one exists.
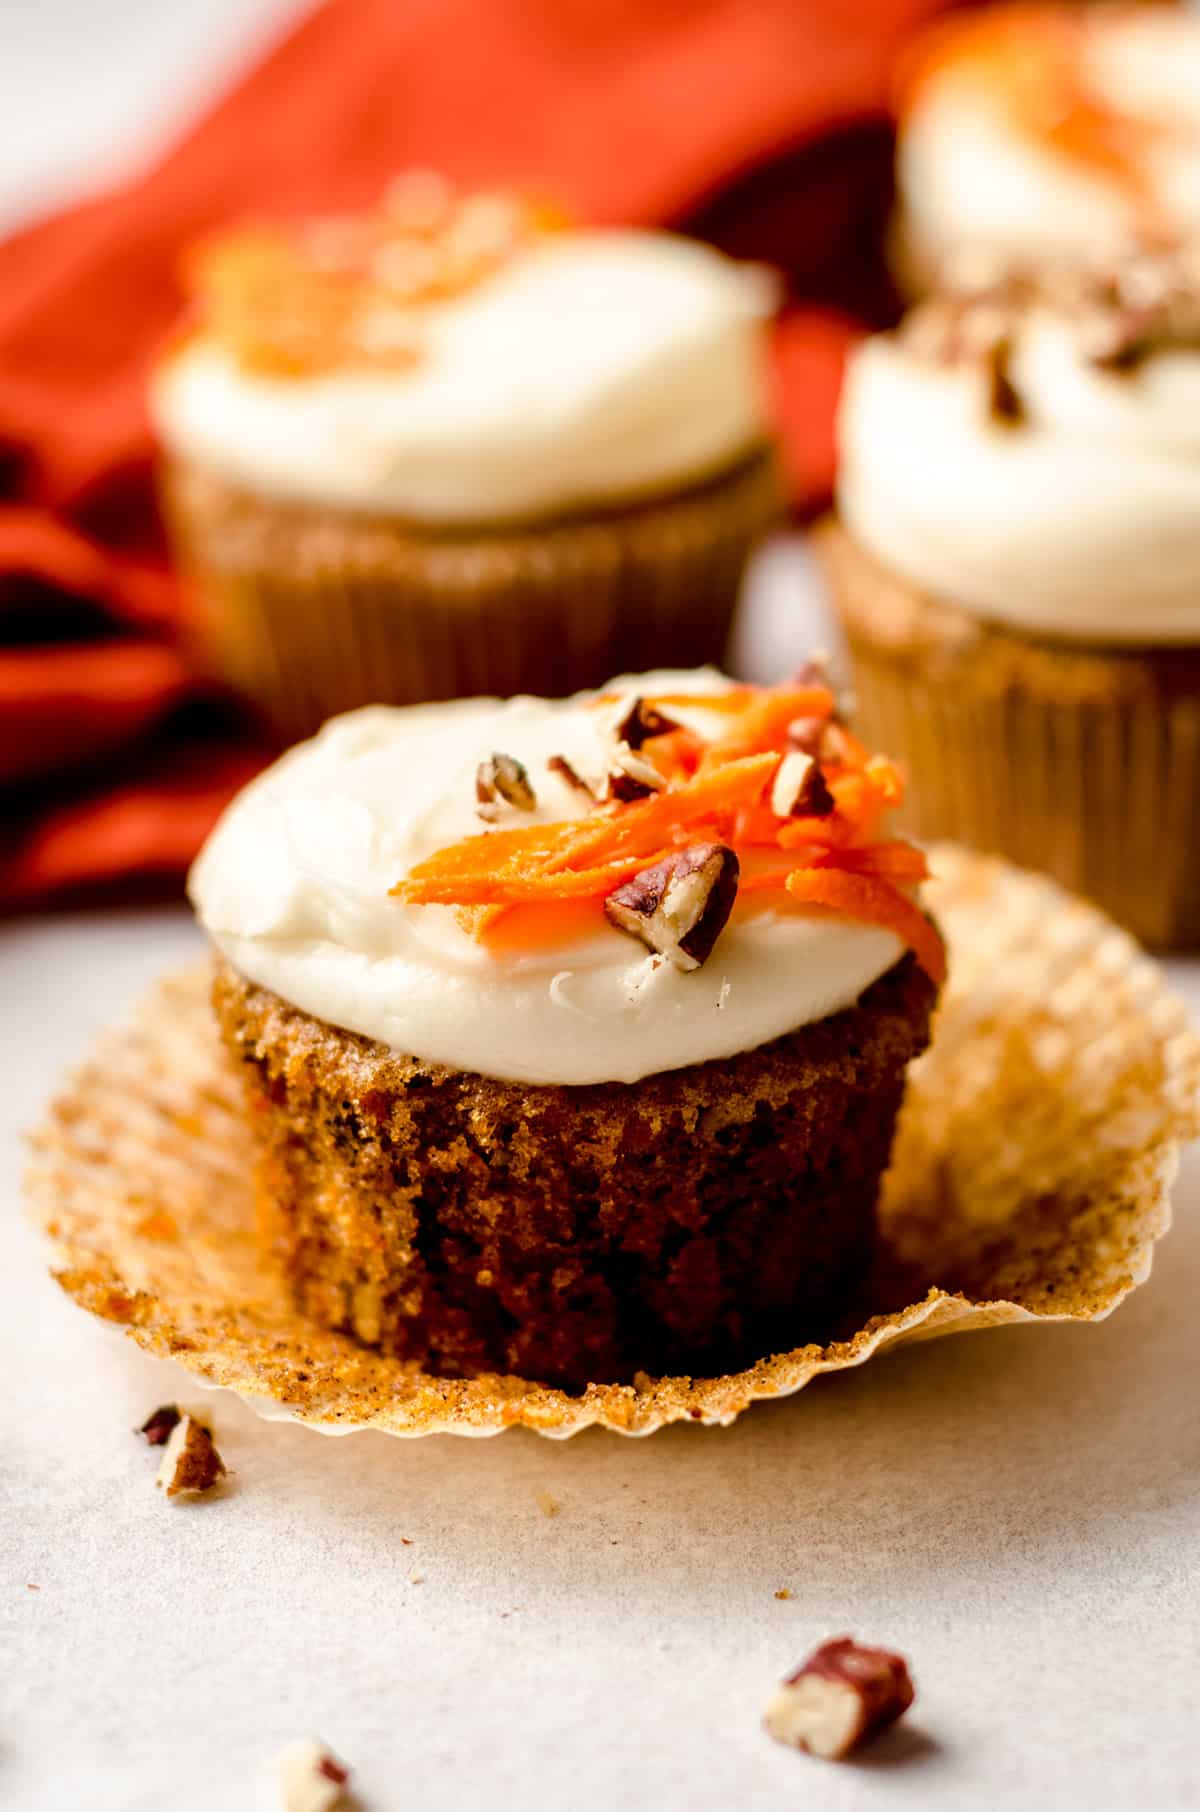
[547,753,599,802]
[606,744,667,803]
[604,843,739,970]
[787,716,853,767]
[476,751,536,818]
[984,334,1023,424]
[764,1637,915,1760]
[771,750,835,820]
[611,695,679,750]
[274,1737,353,1812]
[597,693,679,800]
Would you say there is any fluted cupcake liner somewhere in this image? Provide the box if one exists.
[26,845,1199,1438]
[820,520,1200,949]
[162,454,782,744]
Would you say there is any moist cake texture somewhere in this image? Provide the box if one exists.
[215,954,935,1390]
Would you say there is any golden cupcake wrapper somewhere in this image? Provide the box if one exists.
[821,522,1200,949]
[163,453,782,744]
[26,846,1200,1438]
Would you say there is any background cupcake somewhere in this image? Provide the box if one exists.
[822,244,1200,949]
[151,174,782,743]
[893,4,1200,291]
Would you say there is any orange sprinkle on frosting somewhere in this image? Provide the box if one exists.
[899,6,1170,214]
[185,172,565,378]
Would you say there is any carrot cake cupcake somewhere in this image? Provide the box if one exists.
[822,243,1200,948]
[151,174,782,741]
[189,668,943,1390]
[894,3,1200,289]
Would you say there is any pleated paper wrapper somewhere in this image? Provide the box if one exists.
[162,451,781,745]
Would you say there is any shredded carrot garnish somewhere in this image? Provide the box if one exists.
[391,682,943,980]
[418,855,677,908]
[697,687,835,769]
[393,754,779,902]
[641,726,704,782]
[784,869,947,985]
[738,844,931,895]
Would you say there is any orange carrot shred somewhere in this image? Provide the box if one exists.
[390,681,938,977]
[698,687,835,770]
[783,868,946,984]
[392,754,778,904]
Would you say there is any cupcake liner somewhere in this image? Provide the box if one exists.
[162,453,782,744]
[26,845,1199,1438]
[821,521,1200,949]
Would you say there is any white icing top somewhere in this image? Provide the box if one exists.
[189,673,904,1086]
[898,8,1200,272]
[837,292,1200,643]
[151,231,777,524]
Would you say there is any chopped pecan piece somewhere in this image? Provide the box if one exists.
[984,334,1023,424]
[137,1404,181,1447]
[475,751,536,817]
[764,1637,915,1760]
[604,844,739,971]
[606,743,667,802]
[274,1737,352,1812]
[787,716,853,767]
[155,1413,226,1501]
[611,695,679,750]
[547,753,598,801]
[771,750,835,819]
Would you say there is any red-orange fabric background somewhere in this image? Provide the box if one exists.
[0,0,952,907]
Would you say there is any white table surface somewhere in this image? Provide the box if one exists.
[3,12,1200,1809]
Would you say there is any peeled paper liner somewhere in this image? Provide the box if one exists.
[27,845,1200,1439]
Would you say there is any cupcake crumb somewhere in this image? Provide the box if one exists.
[774,1587,793,1601]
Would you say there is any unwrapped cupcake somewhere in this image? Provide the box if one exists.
[190,668,944,1390]
[894,3,1200,289]
[151,174,782,741]
[821,243,1200,948]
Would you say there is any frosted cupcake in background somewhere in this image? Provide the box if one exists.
[893,4,1200,291]
[820,243,1200,949]
[151,174,782,742]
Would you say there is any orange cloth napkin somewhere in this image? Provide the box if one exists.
[0,0,954,907]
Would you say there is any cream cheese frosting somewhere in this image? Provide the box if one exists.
[189,672,904,1086]
[837,271,1200,643]
[152,231,777,524]
[898,8,1200,273]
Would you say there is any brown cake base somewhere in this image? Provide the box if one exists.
[162,451,782,744]
[819,518,1200,950]
[212,955,937,1391]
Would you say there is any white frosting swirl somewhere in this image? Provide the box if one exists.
[899,9,1200,272]
[837,303,1200,643]
[152,231,776,523]
[189,673,904,1086]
